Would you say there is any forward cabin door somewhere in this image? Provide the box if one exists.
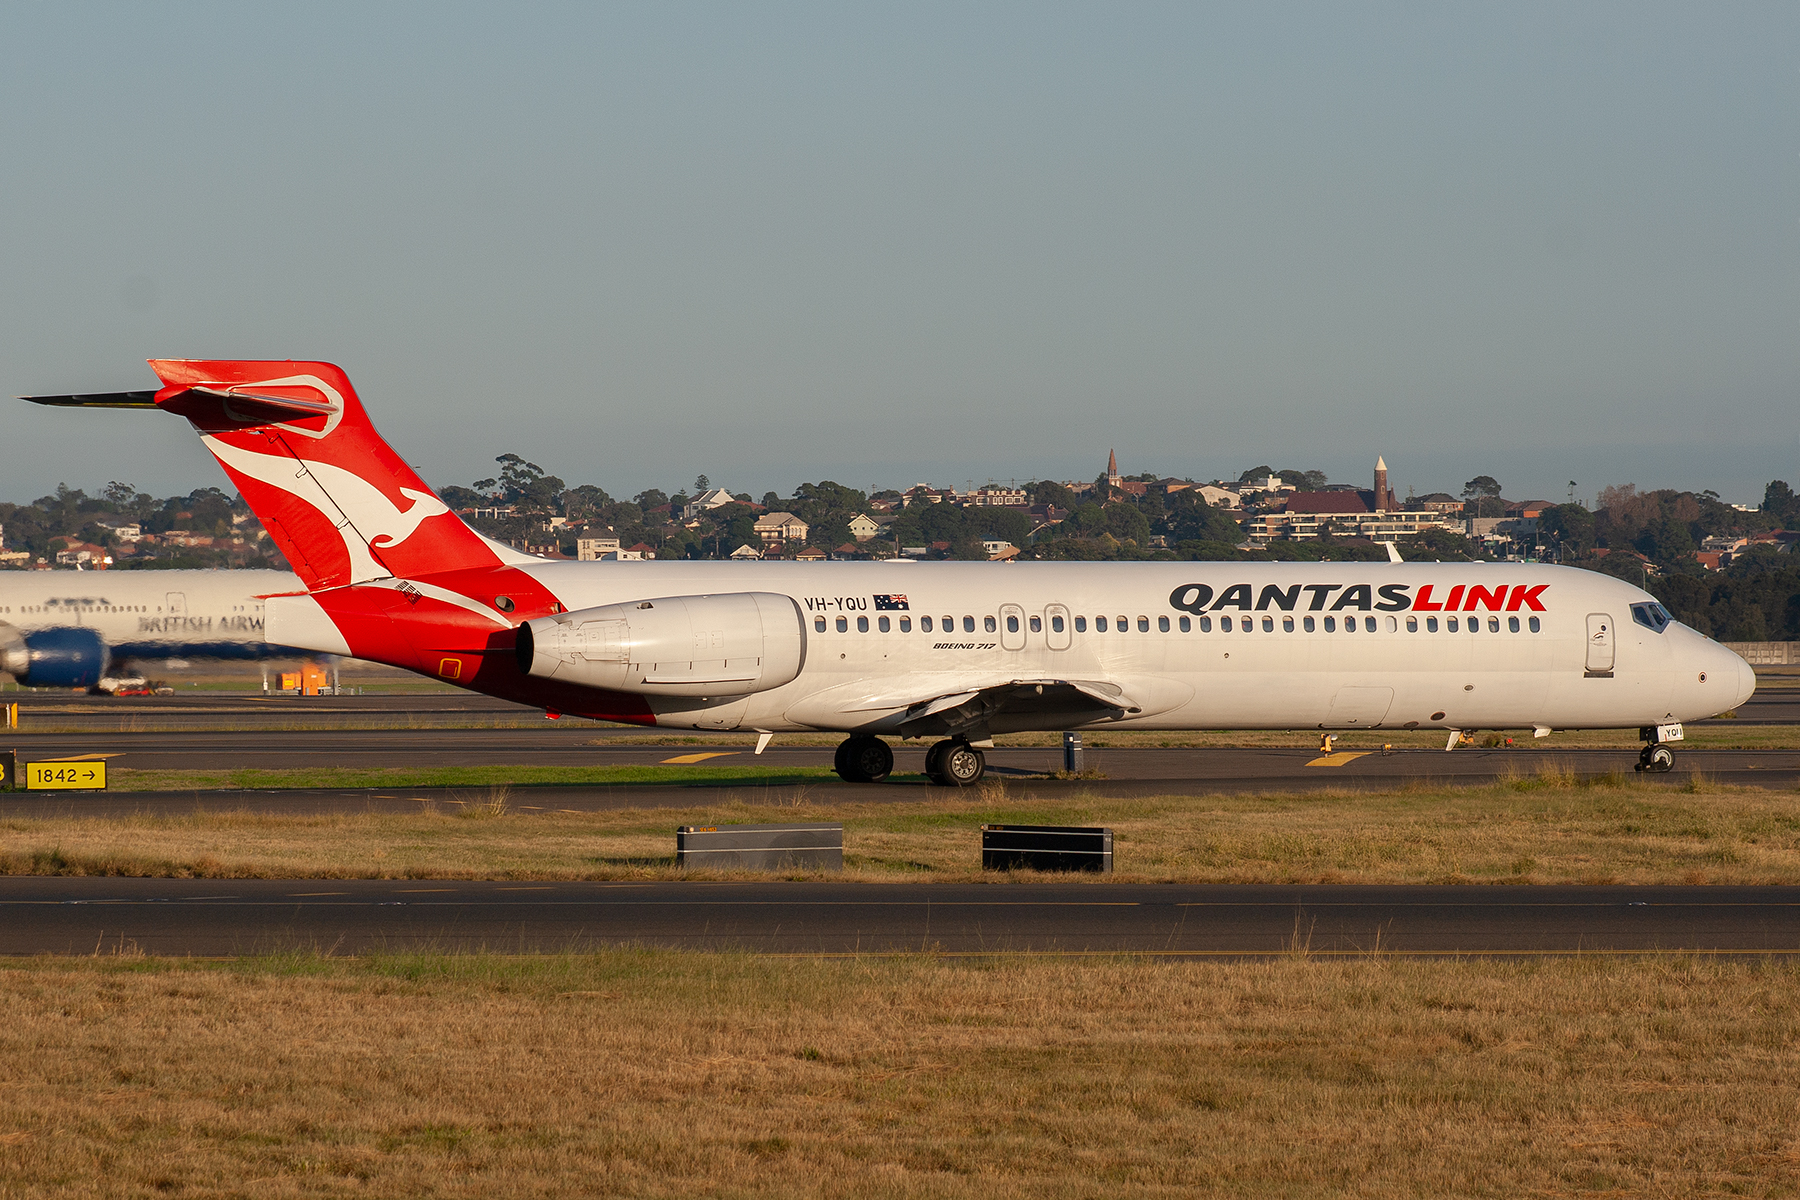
[1585,613,1615,678]
[166,593,187,622]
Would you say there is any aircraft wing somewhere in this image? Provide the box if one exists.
[815,675,1148,741]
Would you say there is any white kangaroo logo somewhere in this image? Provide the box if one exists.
[203,435,450,584]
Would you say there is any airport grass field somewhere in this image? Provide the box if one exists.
[0,950,1794,1197]
[5,771,1800,885]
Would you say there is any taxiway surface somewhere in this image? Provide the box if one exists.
[3,740,1798,817]
[5,878,1796,956]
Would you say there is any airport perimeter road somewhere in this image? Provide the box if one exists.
[2,878,1797,957]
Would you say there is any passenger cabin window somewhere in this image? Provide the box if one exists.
[1096,616,1108,632]
[878,616,890,632]
[1447,616,1459,632]
[858,616,869,632]
[1029,616,1041,633]
[1199,616,1212,632]
[1427,616,1439,632]
[1529,617,1541,632]
[943,616,953,630]
[984,616,998,633]
[1075,616,1087,632]
[1051,615,1064,632]
[1487,616,1499,633]
[1406,616,1418,632]
[1117,615,1128,631]
[1137,617,1150,632]
[1323,616,1336,632]
[1220,616,1233,632]
[1508,617,1520,632]
[1303,616,1315,632]
[1261,616,1273,632]
[815,617,826,632]
[1364,617,1377,632]
[921,616,933,632]
[1178,616,1190,632]
[900,617,911,632]
[1001,615,1014,633]
[1631,603,1672,633]
[1158,616,1170,632]
[963,616,975,633]
[836,617,848,632]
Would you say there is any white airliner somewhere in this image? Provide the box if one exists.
[23,359,1754,781]
[0,569,300,689]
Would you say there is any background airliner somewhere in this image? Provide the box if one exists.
[0,568,300,689]
[24,360,1755,782]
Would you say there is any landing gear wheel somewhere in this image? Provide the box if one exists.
[833,735,893,783]
[927,740,985,787]
[1647,744,1674,773]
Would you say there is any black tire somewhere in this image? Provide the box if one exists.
[925,740,950,782]
[835,735,892,783]
[1648,745,1675,773]
[939,741,985,787]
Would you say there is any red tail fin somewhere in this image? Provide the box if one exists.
[146,359,514,590]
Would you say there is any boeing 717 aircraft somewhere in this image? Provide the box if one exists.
[0,569,300,689]
[24,360,1754,783]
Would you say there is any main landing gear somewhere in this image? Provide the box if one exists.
[833,735,894,783]
[925,739,986,787]
[1636,726,1675,773]
[831,736,987,786]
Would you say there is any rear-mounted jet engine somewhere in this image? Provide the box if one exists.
[515,593,805,698]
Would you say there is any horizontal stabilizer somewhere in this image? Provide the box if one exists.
[20,391,158,408]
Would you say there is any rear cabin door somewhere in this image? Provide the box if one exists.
[1585,613,1615,677]
[1045,604,1072,651]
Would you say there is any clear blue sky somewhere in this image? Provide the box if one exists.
[2,2,1795,508]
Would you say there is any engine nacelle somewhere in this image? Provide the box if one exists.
[516,593,806,698]
[0,624,109,689]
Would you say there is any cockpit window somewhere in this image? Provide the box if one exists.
[1630,602,1672,633]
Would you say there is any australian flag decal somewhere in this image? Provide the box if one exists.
[873,594,909,611]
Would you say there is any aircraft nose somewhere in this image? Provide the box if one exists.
[1730,649,1757,712]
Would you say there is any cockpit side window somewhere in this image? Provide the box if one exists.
[1630,602,1672,633]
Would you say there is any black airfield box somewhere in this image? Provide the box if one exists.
[676,822,844,870]
[981,824,1113,873]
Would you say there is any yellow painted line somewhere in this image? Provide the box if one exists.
[660,752,738,764]
[31,752,124,761]
[1306,751,1373,767]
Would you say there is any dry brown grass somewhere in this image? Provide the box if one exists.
[6,772,1800,884]
[0,952,1794,1196]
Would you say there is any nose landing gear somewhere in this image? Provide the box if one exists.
[1635,727,1676,774]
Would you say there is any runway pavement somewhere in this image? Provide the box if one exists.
[4,878,1797,956]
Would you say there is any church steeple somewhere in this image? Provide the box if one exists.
[1373,455,1392,513]
[1107,449,1119,488]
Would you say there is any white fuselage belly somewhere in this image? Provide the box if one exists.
[511,560,1753,734]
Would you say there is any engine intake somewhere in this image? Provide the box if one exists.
[0,623,109,689]
[516,593,805,698]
